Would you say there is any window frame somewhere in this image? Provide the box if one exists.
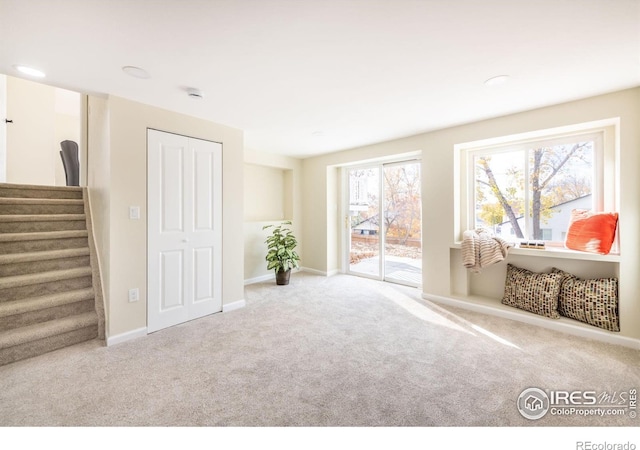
[455,119,618,249]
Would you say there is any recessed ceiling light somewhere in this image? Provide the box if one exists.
[186,88,204,99]
[122,66,150,79]
[484,75,510,86]
[13,65,46,78]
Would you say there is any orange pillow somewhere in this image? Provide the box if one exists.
[565,209,618,255]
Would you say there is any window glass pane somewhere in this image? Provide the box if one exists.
[474,150,525,239]
[383,162,422,286]
[349,168,380,277]
[527,141,593,241]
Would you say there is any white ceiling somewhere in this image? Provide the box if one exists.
[1,0,639,158]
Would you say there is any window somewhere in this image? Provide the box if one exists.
[457,120,618,246]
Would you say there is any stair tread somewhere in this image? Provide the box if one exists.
[0,183,83,192]
[0,267,92,290]
[0,214,86,223]
[0,247,90,265]
[0,229,88,242]
[0,311,97,349]
[0,197,84,205]
[0,288,94,318]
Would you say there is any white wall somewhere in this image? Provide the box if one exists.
[0,74,6,182]
[301,87,640,341]
[244,163,286,222]
[87,95,244,339]
[6,76,55,185]
[5,76,80,186]
[54,87,82,185]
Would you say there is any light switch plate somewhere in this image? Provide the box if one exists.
[129,206,140,220]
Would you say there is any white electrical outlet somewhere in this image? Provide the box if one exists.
[128,288,139,302]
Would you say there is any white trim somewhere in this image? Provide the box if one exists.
[450,242,620,262]
[106,327,147,346]
[334,150,422,168]
[244,273,275,285]
[301,267,339,277]
[223,299,246,313]
[455,118,619,151]
[422,293,640,350]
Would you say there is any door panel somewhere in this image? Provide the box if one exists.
[193,147,214,231]
[148,129,222,333]
[161,250,184,310]
[193,247,213,302]
[161,145,184,232]
[348,168,381,279]
[382,162,422,286]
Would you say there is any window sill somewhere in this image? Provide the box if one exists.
[451,242,620,263]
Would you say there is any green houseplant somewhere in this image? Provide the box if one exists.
[263,221,300,285]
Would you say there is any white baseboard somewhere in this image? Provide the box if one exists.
[422,293,640,350]
[106,327,147,347]
[301,267,340,277]
[244,273,275,285]
[223,299,246,313]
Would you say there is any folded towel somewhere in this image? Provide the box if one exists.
[462,229,512,273]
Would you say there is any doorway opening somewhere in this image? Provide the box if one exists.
[346,159,422,287]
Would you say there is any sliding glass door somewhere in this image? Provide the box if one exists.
[347,160,422,286]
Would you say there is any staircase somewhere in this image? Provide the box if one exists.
[0,183,105,366]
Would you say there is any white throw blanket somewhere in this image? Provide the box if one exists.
[462,229,512,273]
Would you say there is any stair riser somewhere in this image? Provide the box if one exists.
[0,221,87,233]
[0,185,83,200]
[0,299,95,331]
[0,277,93,303]
[0,237,88,254]
[0,204,85,215]
[0,325,98,366]
[0,257,91,277]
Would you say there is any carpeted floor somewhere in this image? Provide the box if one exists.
[0,272,638,427]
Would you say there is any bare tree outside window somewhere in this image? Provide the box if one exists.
[475,141,593,241]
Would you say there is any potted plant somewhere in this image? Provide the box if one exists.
[262,221,301,285]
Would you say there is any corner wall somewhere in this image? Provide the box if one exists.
[88,95,244,339]
[243,150,302,283]
[301,87,640,341]
[86,96,110,318]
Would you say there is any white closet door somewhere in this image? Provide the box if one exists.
[147,129,222,333]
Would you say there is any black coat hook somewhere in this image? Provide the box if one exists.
[5,119,13,123]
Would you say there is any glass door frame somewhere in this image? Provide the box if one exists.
[342,157,422,288]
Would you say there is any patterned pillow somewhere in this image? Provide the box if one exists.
[502,264,562,319]
[552,268,619,332]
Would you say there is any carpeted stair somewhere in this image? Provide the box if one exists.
[0,183,105,366]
